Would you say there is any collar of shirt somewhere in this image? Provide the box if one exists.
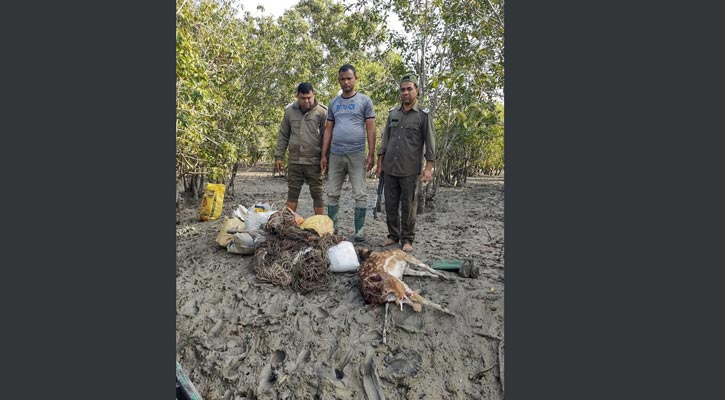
[401,99,420,113]
[293,100,318,115]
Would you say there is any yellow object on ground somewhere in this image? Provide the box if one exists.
[215,217,245,247]
[199,183,226,221]
[299,215,334,236]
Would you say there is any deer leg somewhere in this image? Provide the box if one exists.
[403,263,451,280]
[400,254,448,277]
[409,293,455,316]
[382,302,389,344]
[402,265,445,279]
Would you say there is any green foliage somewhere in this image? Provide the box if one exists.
[382,0,505,185]
[176,0,504,190]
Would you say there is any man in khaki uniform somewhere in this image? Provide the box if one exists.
[274,82,328,215]
[376,74,436,252]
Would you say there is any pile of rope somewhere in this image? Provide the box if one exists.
[254,208,347,294]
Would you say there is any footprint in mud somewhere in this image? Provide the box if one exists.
[295,313,312,332]
[257,364,277,393]
[354,311,375,325]
[394,307,425,333]
[208,319,224,337]
[333,348,354,380]
[381,349,422,384]
[342,286,364,305]
[264,294,287,315]
[271,349,287,367]
[285,294,303,315]
[312,306,330,320]
[329,304,350,319]
[257,349,287,394]
[221,353,247,380]
[358,330,383,344]
[362,349,384,400]
[179,299,198,316]
[287,348,310,373]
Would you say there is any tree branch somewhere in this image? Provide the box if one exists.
[176,0,189,16]
[483,0,505,30]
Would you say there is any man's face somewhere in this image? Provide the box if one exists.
[297,91,315,111]
[338,70,357,94]
[400,82,417,106]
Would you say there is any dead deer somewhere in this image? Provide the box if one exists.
[357,248,454,316]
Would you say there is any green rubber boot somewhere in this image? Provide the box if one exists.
[354,207,367,242]
[327,205,339,235]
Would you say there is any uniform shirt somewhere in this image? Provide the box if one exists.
[327,92,375,154]
[274,101,328,165]
[378,101,436,177]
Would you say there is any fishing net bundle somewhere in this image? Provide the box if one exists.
[254,208,347,294]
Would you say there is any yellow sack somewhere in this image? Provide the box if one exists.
[199,183,226,221]
[299,215,334,236]
[215,217,246,248]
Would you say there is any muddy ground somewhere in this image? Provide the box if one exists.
[176,171,504,399]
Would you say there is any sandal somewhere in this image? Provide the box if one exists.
[401,243,413,252]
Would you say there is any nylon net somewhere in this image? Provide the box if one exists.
[253,208,347,294]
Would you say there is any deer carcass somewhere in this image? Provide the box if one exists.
[357,248,454,315]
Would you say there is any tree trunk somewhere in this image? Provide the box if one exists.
[192,174,203,199]
[200,174,207,199]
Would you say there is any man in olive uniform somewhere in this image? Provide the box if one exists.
[274,82,328,215]
[376,74,436,252]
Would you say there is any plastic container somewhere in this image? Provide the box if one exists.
[327,241,360,272]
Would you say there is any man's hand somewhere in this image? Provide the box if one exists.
[275,159,283,173]
[320,155,327,173]
[422,167,433,183]
[365,153,375,172]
